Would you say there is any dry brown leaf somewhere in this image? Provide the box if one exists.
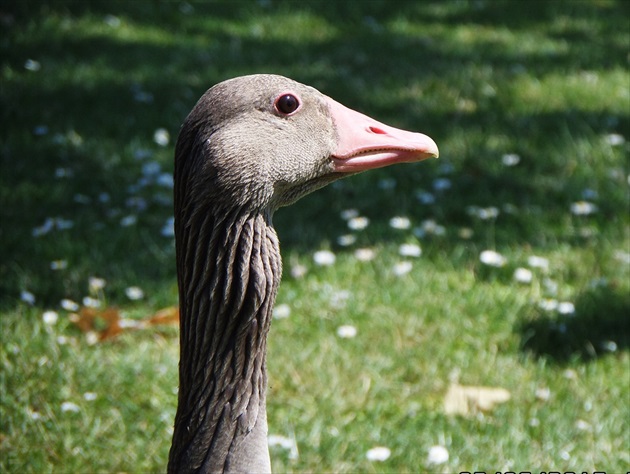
[443,383,511,416]
[69,305,179,342]
[69,307,122,340]
[147,306,179,326]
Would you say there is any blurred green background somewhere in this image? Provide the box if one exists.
[1,1,629,472]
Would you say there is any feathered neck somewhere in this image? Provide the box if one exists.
[168,207,281,473]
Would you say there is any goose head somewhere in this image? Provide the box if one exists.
[174,74,438,215]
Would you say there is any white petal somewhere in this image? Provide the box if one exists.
[336,325,357,338]
[153,128,170,147]
[347,216,369,230]
[527,255,549,270]
[50,260,68,270]
[570,201,598,216]
[60,298,80,311]
[42,311,59,325]
[55,218,74,230]
[290,264,307,278]
[479,250,506,267]
[85,331,99,346]
[366,446,391,462]
[354,248,375,261]
[120,214,137,227]
[337,234,357,246]
[558,301,575,315]
[268,434,299,459]
[273,304,291,319]
[433,177,452,191]
[61,401,80,413]
[378,177,397,190]
[313,250,336,266]
[415,190,435,204]
[161,216,175,237]
[513,267,533,283]
[535,387,551,401]
[82,296,101,308]
[24,59,41,71]
[501,153,520,166]
[125,286,145,300]
[399,243,422,258]
[393,261,413,276]
[340,208,359,220]
[389,216,411,229]
[538,298,558,311]
[601,340,618,352]
[478,207,499,220]
[268,434,295,449]
[605,133,625,146]
[20,290,36,305]
[427,445,449,465]
[88,277,106,292]
[613,250,630,264]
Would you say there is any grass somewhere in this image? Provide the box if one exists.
[1,0,629,472]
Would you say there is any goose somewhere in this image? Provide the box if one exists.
[168,74,438,473]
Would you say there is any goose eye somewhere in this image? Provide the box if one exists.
[275,94,300,115]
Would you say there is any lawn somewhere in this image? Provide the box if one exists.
[1,1,629,472]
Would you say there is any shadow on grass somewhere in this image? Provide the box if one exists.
[1,0,628,306]
[518,285,630,363]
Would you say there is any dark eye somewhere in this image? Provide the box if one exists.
[275,94,300,115]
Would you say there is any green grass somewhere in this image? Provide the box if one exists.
[1,0,629,472]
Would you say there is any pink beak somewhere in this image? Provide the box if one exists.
[326,96,439,173]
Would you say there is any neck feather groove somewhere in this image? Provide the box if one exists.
[168,208,281,473]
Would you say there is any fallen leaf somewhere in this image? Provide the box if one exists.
[69,307,122,341]
[147,306,179,326]
[69,305,179,342]
[443,383,511,416]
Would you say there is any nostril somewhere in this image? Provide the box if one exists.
[369,126,387,135]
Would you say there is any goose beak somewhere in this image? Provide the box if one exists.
[326,96,439,173]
